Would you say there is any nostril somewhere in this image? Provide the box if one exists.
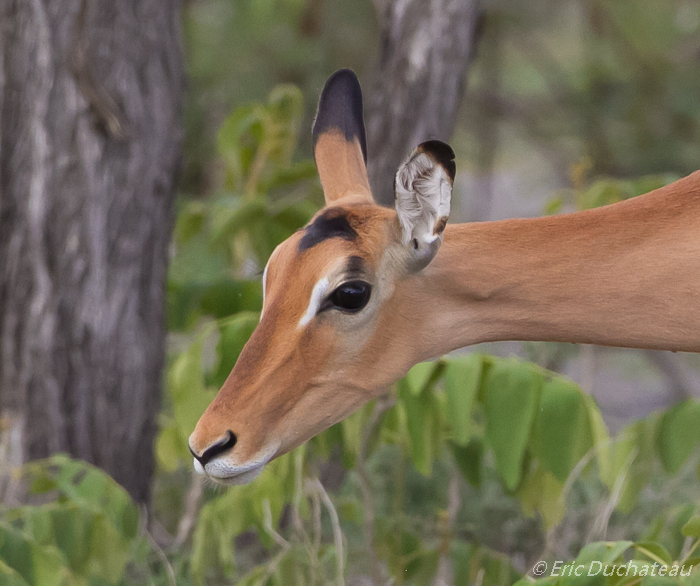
[190,430,237,467]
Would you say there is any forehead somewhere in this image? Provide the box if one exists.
[267,205,392,284]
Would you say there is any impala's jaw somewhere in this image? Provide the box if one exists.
[193,442,280,486]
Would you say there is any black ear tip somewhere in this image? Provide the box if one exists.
[313,69,367,163]
[418,140,456,182]
[323,69,362,94]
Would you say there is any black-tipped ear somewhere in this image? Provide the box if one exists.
[312,70,373,205]
[415,140,456,182]
[313,69,367,163]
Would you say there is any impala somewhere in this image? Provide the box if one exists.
[189,69,700,485]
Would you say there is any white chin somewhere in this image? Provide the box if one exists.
[209,463,266,486]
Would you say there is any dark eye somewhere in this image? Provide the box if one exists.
[330,281,371,312]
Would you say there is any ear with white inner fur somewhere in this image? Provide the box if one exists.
[394,140,455,271]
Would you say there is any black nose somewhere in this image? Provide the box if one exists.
[190,430,237,467]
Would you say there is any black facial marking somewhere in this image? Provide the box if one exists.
[312,69,368,163]
[299,209,358,252]
[346,255,366,275]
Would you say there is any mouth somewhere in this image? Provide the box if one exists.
[192,444,278,486]
[207,462,267,486]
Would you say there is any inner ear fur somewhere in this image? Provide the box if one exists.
[394,140,455,248]
[313,70,374,206]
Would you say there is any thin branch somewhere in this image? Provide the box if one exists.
[433,470,461,586]
[356,396,394,586]
[261,499,293,583]
[588,447,638,542]
[263,499,292,550]
[291,449,319,580]
[174,472,204,549]
[141,505,176,586]
[309,478,346,586]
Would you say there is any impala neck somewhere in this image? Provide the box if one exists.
[414,171,700,356]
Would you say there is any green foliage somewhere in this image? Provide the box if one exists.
[190,452,297,584]
[658,401,700,475]
[484,359,543,491]
[546,162,678,215]
[469,0,700,180]
[168,84,319,332]
[0,455,140,586]
[533,377,592,483]
[444,354,481,447]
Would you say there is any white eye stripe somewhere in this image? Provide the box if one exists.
[298,277,330,328]
[260,261,270,321]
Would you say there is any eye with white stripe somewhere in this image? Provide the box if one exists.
[326,281,371,313]
[298,278,372,328]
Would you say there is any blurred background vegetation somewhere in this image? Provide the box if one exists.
[2,0,700,584]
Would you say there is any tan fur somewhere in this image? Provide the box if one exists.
[314,131,373,204]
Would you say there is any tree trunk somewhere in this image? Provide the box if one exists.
[366,0,482,206]
[0,0,183,503]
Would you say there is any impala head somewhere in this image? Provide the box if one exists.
[189,69,455,485]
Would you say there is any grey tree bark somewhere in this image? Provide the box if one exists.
[0,0,183,503]
[366,0,482,206]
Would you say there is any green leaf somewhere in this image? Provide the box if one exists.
[584,394,612,485]
[156,424,185,473]
[210,197,268,246]
[174,202,206,243]
[49,505,91,575]
[444,354,482,446]
[0,523,71,586]
[169,340,205,430]
[87,514,131,583]
[405,362,440,396]
[681,516,700,538]
[450,438,484,487]
[340,404,370,468]
[212,312,259,387]
[263,160,318,192]
[483,359,543,490]
[533,376,590,482]
[564,541,632,586]
[168,341,217,454]
[633,542,672,565]
[545,196,564,215]
[519,467,565,528]
[25,456,139,544]
[451,541,472,586]
[0,559,31,586]
[657,400,700,474]
[199,279,262,320]
[617,417,658,513]
[399,378,437,476]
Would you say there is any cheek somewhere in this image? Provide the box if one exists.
[299,323,338,370]
[350,307,421,391]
